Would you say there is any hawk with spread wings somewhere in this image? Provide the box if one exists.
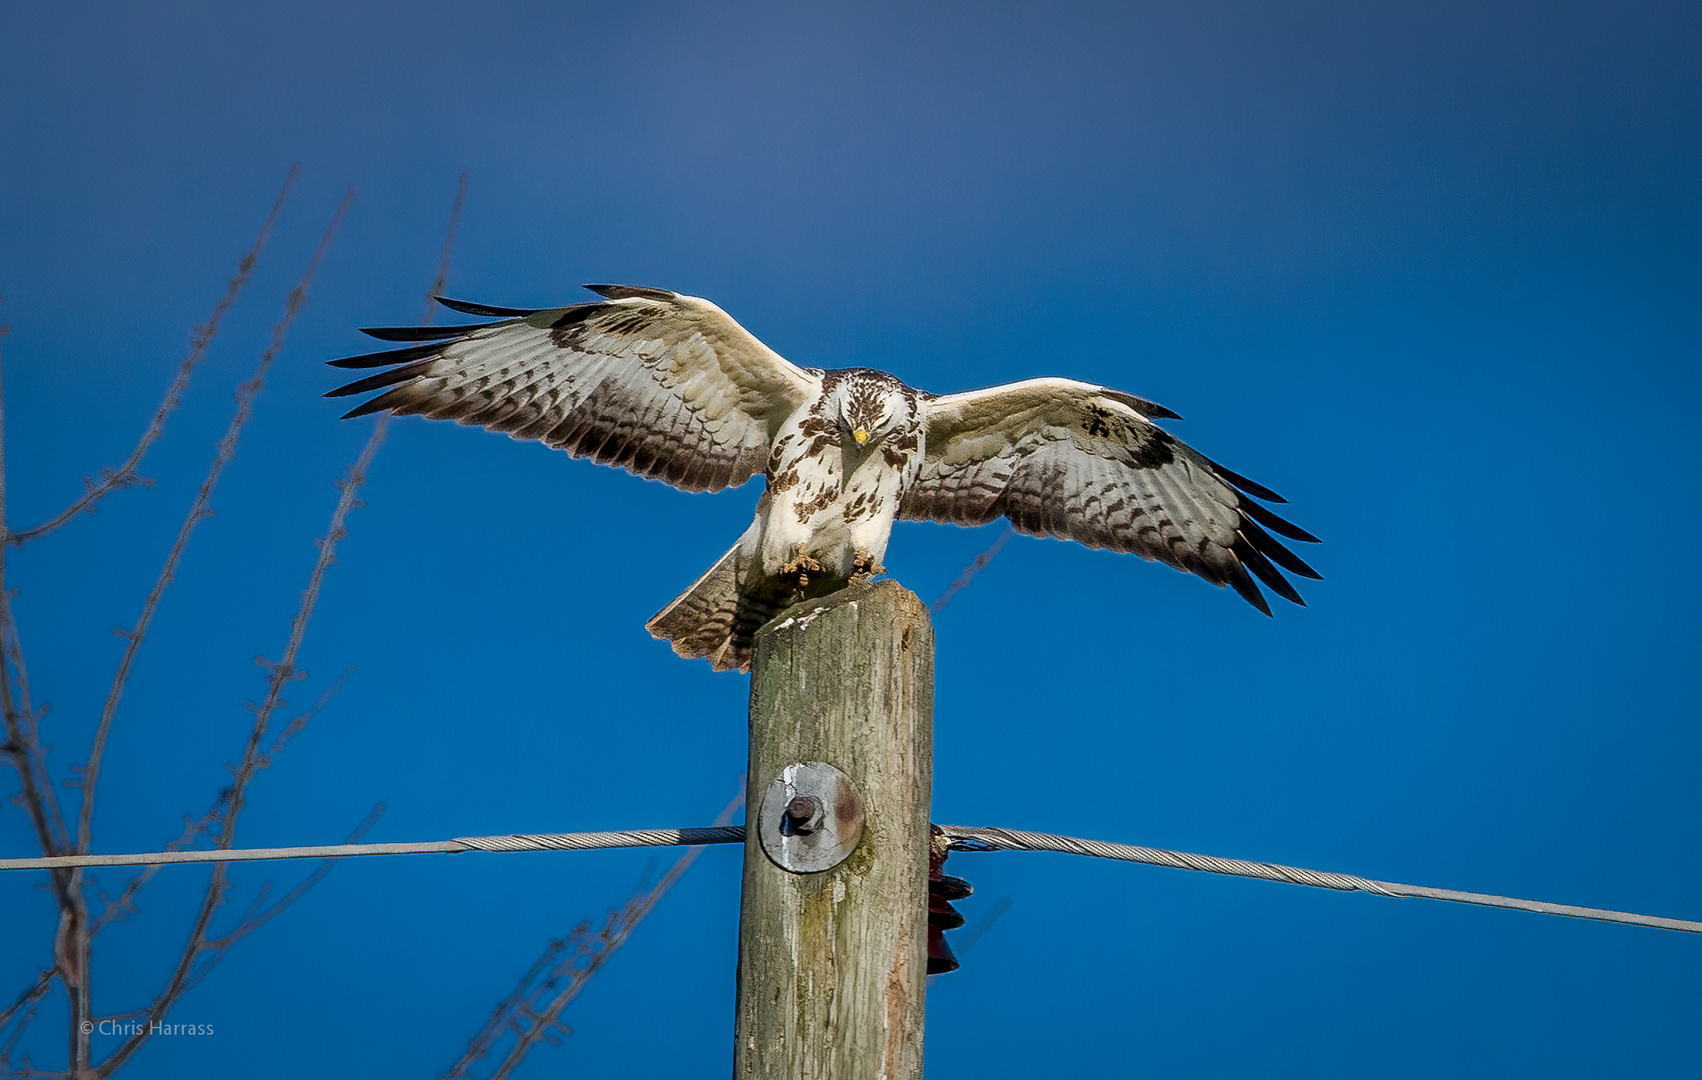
[328,285,1319,671]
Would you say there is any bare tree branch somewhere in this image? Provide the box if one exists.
[448,939,574,1079]
[2,629,67,856]
[84,191,357,1079]
[5,168,298,548]
[953,895,1012,954]
[0,970,51,1067]
[931,524,1016,612]
[83,664,354,941]
[0,339,68,857]
[446,792,744,1080]
[78,186,356,857]
[11,170,470,1078]
[178,805,385,999]
[0,327,70,865]
[0,331,84,1080]
[95,173,475,1071]
[1,596,71,882]
[83,803,222,940]
[425,173,469,322]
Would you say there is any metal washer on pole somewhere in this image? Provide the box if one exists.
[758,761,865,874]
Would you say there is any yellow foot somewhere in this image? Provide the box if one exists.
[851,551,886,577]
[781,552,825,575]
[780,552,826,589]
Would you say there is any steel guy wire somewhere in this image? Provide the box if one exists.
[3,823,1696,935]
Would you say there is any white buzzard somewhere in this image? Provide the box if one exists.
[328,285,1319,671]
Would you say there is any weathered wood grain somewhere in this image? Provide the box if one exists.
[735,580,934,1080]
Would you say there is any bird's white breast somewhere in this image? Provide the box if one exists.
[757,406,921,578]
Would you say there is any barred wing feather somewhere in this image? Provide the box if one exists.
[326,285,819,493]
[899,378,1320,613]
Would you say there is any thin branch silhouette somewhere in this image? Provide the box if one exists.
[2,171,473,1077]
[0,330,76,906]
[179,806,386,1000]
[445,791,744,1080]
[78,187,355,857]
[85,666,353,940]
[0,970,51,1070]
[0,327,89,1079]
[76,191,355,1077]
[87,202,396,1072]
[931,525,1016,612]
[5,168,298,548]
[426,172,469,321]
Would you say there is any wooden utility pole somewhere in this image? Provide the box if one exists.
[735,580,934,1079]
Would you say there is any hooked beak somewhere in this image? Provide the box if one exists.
[853,428,869,445]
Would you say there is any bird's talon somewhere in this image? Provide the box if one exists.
[780,551,828,591]
[850,552,886,577]
[781,552,825,576]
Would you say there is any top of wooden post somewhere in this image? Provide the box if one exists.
[754,578,930,655]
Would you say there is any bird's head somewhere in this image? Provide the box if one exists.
[828,370,916,449]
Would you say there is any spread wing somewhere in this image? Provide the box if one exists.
[899,378,1320,613]
[326,285,820,493]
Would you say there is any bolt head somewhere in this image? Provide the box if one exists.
[783,794,823,834]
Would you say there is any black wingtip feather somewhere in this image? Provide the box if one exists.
[339,399,390,420]
[1099,388,1182,421]
[359,323,488,342]
[325,362,427,399]
[1237,537,1307,607]
[1198,454,1287,503]
[326,342,444,369]
[547,303,601,329]
[337,385,420,420]
[1243,521,1323,579]
[1224,562,1275,616]
[583,283,677,301]
[433,297,540,318]
[1241,499,1322,545]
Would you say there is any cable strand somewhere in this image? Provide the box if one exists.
[935,825,1700,934]
[3,823,1696,935]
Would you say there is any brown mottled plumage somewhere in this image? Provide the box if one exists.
[328,285,1319,671]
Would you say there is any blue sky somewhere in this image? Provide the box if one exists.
[2,2,1699,1076]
